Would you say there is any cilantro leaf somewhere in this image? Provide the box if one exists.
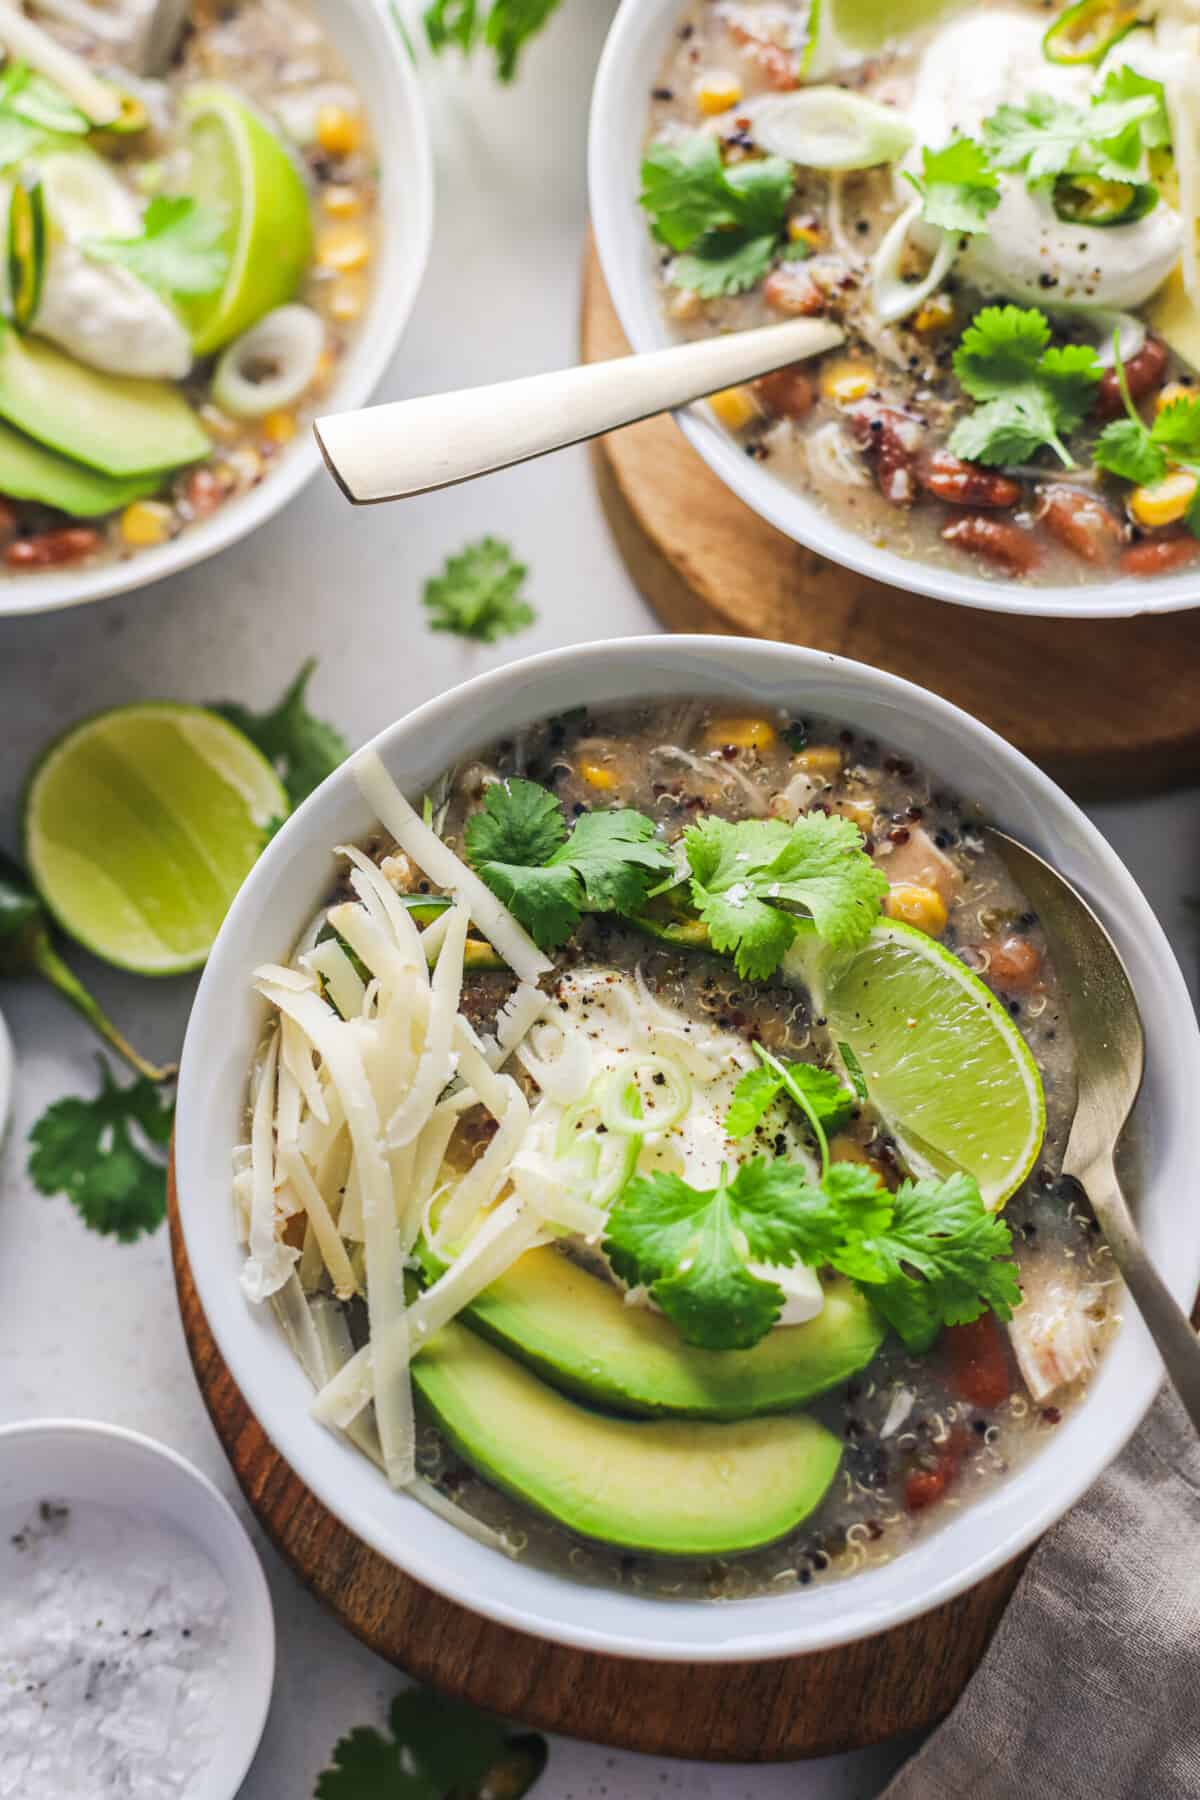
[214,658,348,810]
[948,305,1102,467]
[422,537,535,644]
[683,812,887,979]
[1095,64,1170,151]
[464,778,674,950]
[639,133,793,298]
[1149,394,1200,461]
[87,197,229,299]
[1093,416,1166,484]
[604,1162,843,1349]
[905,137,1000,235]
[833,1171,1021,1353]
[28,1060,173,1243]
[423,0,563,80]
[984,87,1161,183]
[725,1059,855,1140]
[316,1686,546,1799]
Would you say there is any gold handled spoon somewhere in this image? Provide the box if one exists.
[985,828,1200,1431]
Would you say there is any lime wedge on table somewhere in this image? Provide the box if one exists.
[788,919,1045,1210]
[25,704,287,976]
[179,83,313,355]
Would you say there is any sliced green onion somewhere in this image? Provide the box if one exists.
[870,200,957,325]
[7,168,44,329]
[749,87,915,171]
[0,3,134,128]
[837,1040,869,1103]
[600,1055,691,1138]
[1052,171,1158,225]
[1042,0,1143,65]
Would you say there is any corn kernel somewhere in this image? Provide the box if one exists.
[788,219,822,251]
[261,409,297,445]
[222,447,263,487]
[914,293,955,334]
[833,798,875,833]
[578,758,616,790]
[328,276,366,324]
[315,103,363,157]
[1129,468,1198,527]
[884,882,948,938]
[322,185,363,218]
[119,500,172,547]
[317,223,370,273]
[793,746,842,779]
[694,70,743,115]
[821,360,874,405]
[708,384,760,431]
[702,715,777,751]
[1155,382,1195,415]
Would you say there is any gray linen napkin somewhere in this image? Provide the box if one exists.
[881,1387,1200,1800]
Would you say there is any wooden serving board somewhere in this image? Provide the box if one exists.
[169,1161,1025,1762]
[581,240,1200,797]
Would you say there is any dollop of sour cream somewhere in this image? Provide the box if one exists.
[902,9,1183,311]
[544,969,825,1327]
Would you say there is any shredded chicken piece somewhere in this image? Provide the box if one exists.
[1009,1275,1104,1403]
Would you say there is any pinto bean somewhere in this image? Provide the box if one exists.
[984,935,1042,991]
[183,466,227,518]
[1094,337,1168,420]
[942,514,1039,573]
[921,450,1020,509]
[5,527,101,568]
[903,1428,968,1514]
[0,499,16,539]
[754,365,815,420]
[847,403,924,507]
[944,1316,1011,1410]
[1036,484,1124,564]
[763,265,825,316]
[1119,535,1200,576]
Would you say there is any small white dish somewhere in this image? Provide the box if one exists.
[175,635,1200,1664]
[0,0,434,619]
[0,1417,275,1799]
[588,0,1199,622]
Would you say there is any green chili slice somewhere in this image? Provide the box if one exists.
[1052,172,1159,225]
[1042,0,1144,65]
[7,169,45,329]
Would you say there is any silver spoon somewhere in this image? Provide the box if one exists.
[985,828,1200,1431]
[313,316,845,504]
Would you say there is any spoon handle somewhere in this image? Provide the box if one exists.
[1082,1152,1200,1433]
[313,317,845,504]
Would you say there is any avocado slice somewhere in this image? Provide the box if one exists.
[428,1245,884,1420]
[0,418,165,515]
[0,330,208,476]
[412,1317,842,1555]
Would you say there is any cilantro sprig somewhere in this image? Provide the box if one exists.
[87,197,229,299]
[28,1059,174,1243]
[604,1156,1019,1354]
[214,658,348,810]
[683,811,888,979]
[725,1055,855,1148]
[1094,337,1200,534]
[906,138,1000,235]
[639,133,793,298]
[464,778,675,951]
[316,1687,546,1799]
[983,70,1167,185]
[423,0,563,81]
[422,537,535,644]
[948,305,1103,467]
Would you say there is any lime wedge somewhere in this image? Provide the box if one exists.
[788,920,1045,1209]
[809,0,964,66]
[179,83,313,355]
[25,703,288,975]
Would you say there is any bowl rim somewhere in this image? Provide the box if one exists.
[175,636,1200,1662]
[0,0,433,621]
[0,1414,275,1797]
[587,0,1200,623]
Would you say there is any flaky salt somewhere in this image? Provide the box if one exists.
[0,1497,232,1798]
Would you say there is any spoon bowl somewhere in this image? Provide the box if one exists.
[985,828,1200,1430]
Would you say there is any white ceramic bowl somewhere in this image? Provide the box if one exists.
[1,0,433,620]
[0,1417,275,1797]
[0,1000,12,1146]
[589,0,1200,622]
[176,637,1200,1661]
